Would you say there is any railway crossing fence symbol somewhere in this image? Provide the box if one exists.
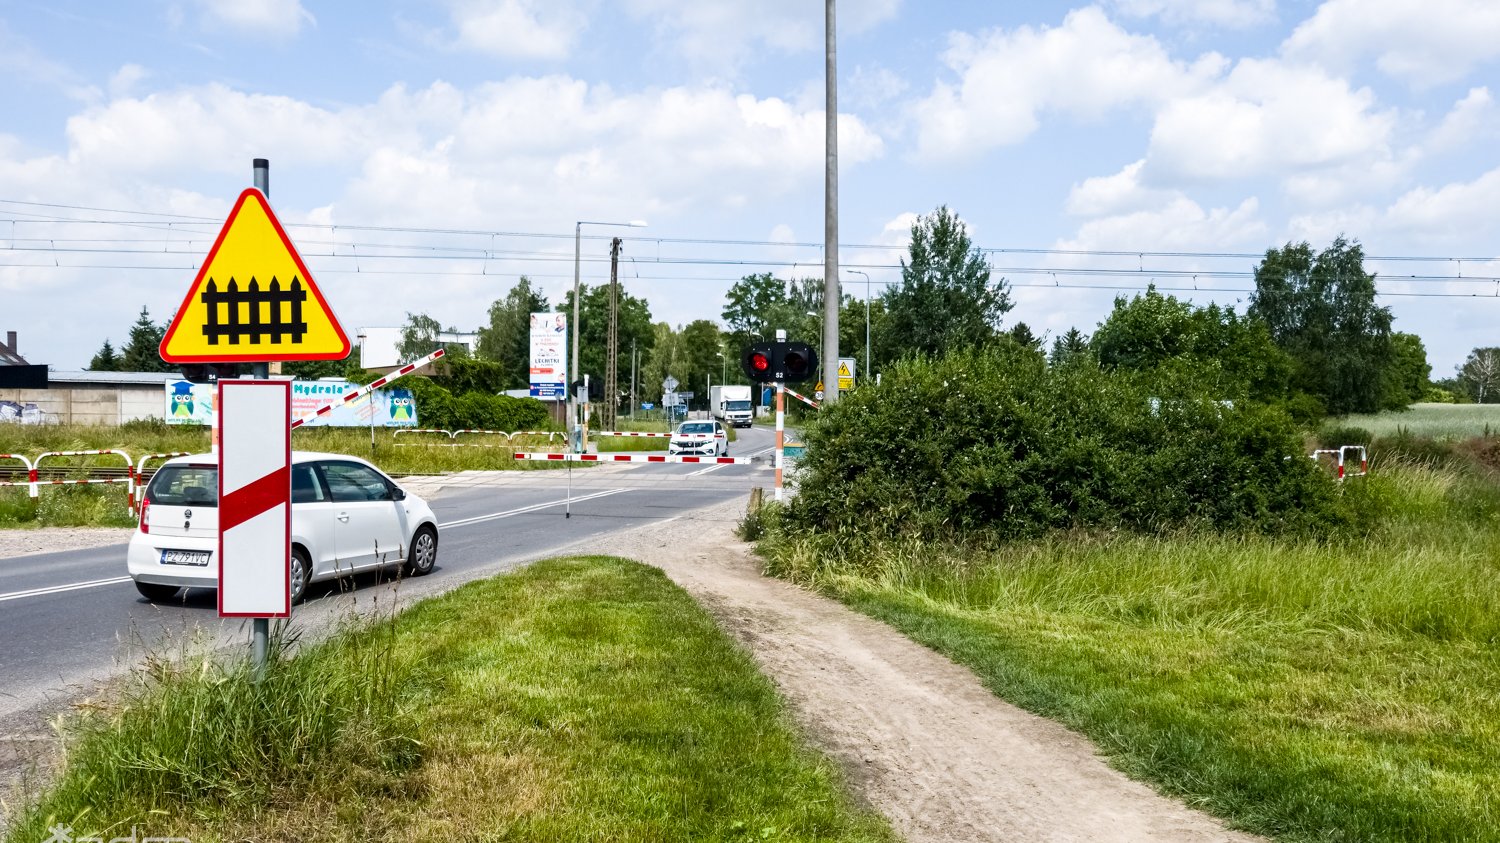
[160,187,349,364]
[200,277,308,346]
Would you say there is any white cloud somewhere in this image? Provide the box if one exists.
[189,0,314,38]
[910,7,1226,160]
[1424,88,1499,153]
[1383,165,1500,240]
[1065,160,1176,216]
[624,0,901,74]
[847,65,909,110]
[1282,0,1500,88]
[1142,58,1396,195]
[1058,196,1266,252]
[448,0,584,60]
[107,65,149,99]
[1107,0,1276,28]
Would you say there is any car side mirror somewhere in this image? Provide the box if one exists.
[390,487,407,501]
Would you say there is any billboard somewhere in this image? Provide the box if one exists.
[165,379,418,427]
[529,311,567,400]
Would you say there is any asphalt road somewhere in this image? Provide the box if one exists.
[0,425,783,724]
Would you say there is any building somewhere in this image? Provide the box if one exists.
[1,370,182,425]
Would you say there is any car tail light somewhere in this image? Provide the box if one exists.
[139,496,150,534]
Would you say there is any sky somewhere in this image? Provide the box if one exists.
[1,0,1497,376]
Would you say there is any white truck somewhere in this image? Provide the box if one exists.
[710,384,754,428]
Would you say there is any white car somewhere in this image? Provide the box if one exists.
[128,452,439,604]
[667,420,729,457]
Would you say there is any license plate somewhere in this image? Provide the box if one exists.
[161,549,211,567]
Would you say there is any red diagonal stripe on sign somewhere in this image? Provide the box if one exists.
[220,465,290,532]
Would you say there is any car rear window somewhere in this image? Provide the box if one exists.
[146,465,218,507]
[679,423,715,434]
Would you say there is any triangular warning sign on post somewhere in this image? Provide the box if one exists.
[837,361,851,377]
[160,188,349,363]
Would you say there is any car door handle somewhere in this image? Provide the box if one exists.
[337,513,350,522]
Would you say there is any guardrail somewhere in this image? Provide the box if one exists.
[1310,445,1368,481]
[0,453,37,498]
[393,429,566,447]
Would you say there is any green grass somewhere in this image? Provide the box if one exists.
[758,460,1500,842]
[5,557,891,843]
[1335,403,1500,440]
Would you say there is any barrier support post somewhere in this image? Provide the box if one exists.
[774,381,785,502]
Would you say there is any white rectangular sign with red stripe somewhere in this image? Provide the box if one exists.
[218,380,292,618]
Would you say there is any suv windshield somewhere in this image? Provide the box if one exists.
[146,465,218,507]
[679,422,715,434]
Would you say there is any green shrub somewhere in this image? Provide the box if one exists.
[1320,424,1373,448]
[779,345,1343,549]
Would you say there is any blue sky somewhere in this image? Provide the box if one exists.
[1,0,1497,376]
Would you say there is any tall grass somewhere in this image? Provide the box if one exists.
[4,616,420,841]
[758,459,1500,841]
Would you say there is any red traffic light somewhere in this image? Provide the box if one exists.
[751,352,770,373]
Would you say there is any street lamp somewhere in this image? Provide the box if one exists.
[572,218,647,450]
[845,269,870,382]
[717,350,725,385]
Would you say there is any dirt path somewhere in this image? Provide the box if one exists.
[581,499,1264,843]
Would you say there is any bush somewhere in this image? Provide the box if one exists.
[1320,424,1373,448]
[448,392,550,431]
[778,345,1343,548]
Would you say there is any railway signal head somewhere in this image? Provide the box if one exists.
[740,341,818,384]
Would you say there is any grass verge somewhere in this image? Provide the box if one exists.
[1334,403,1500,439]
[757,461,1500,842]
[5,557,891,843]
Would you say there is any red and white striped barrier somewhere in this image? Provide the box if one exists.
[33,450,133,497]
[1310,445,1368,481]
[290,347,446,429]
[784,387,819,410]
[0,453,37,498]
[393,428,457,440]
[594,431,716,439]
[513,452,751,465]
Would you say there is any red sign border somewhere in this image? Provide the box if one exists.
[216,379,292,619]
[160,188,351,364]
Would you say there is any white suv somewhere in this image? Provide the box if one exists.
[127,452,439,604]
[668,420,728,457]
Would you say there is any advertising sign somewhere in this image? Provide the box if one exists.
[166,380,417,427]
[529,311,568,400]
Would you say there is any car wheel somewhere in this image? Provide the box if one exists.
[135,581,180,602]
[404,525,438,577]
[290,547,311,604]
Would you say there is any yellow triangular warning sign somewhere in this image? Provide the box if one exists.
[838,361,851,377]
[160,188,349,363]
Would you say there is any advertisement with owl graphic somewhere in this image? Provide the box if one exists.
[164,379,418,426]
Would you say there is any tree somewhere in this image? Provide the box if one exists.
[119,306,172,372]
[880,206,1011,364]
[1007,322,1042,352]
[1249,237,1393,415]
[88,339,121,371]
[476,276,549,389]
[557,282,655,400]
[1093,286,1292,402]
[1049,328,1090,366]
[722,273,789,345]
[1381,332,1431,409]
[1459,347,1500,404]
[397,312,448,363]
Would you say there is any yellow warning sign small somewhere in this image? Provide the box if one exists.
[837,357,856,390]
[160,188,349,363]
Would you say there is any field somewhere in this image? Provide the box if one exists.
[1335,402,1500,439]
[759,458,1500,841]
[4,557,893,843]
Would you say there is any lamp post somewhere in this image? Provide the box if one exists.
[717,350,725,384]
[572,218,647,450]
[845,269,870,382]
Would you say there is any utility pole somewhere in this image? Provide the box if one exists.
[250,157,271,680]
[822,0,841,404]
[630,339,637,421]
[605,237,621,431]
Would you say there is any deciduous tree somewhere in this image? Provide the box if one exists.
[477,276,549,389]
[880,206,1011,364]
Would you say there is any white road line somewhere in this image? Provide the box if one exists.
[686,445,775,476]
[439,488,630,529]
[0,576,133,603]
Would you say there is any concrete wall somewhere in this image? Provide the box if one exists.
[0,386,163,425]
